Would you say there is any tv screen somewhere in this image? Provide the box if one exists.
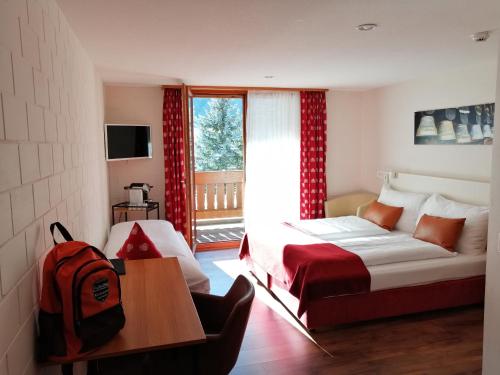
[105,124,152,160]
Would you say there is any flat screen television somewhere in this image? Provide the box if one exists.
[105,124,152,161]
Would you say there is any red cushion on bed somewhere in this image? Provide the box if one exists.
[116,222,162,260]
[413,214,466,252]
[362,201,403,230]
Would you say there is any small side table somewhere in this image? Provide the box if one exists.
[112,201,160,225]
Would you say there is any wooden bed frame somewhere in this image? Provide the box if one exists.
[243,172,489,330]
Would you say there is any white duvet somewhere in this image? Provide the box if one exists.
[286,216,456,266]
[103,220,210,293]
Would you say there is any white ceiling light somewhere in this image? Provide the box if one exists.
[470,30,491,42]
[264,75,275,79]
[356,23,378,31]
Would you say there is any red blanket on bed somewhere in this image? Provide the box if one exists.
[239,234,371,317]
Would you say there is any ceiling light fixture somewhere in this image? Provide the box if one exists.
[470,30,491,42]
[264,75,275,79]
[356,23,378,31]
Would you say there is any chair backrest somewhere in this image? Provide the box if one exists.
[324,192,378,217]
[201,275,255,375]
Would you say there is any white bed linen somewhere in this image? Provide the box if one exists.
[369,253,486,291]
[250,216,485,298]
[287,216,389,240]
[103,220,210,293]
[286,217,485,291]
[335,230,455,266]
[284,216,455,266]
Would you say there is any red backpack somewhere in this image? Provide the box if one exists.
[38,222,126,362]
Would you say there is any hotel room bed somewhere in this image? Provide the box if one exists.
[103,220,210,293]
[241,220,486,329]
[240,173,489,329]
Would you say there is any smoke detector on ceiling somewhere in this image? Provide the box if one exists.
[356,23,378,32]
[471,31,491,42]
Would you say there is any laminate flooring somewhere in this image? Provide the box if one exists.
[196,249,484,375]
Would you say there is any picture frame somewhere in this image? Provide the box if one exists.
[414,103,495,145]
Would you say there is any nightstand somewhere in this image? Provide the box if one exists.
[111,201,160,224]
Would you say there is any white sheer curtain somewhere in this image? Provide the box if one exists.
[244,91,301,232]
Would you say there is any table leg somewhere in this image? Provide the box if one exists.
[125,212,128,222]
[192,345,199,375]
[157,207,159,219]
[112,207,115,225]
[87,360,98,375]
[61,364,73,375]
[146,209,149,220]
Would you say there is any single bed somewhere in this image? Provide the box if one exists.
[240,172,489,329]
[103,220,210,293]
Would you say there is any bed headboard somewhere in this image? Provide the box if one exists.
[387,172,490,206]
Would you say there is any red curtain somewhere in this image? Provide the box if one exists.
[300,91,327,219]
[163,88,187,234]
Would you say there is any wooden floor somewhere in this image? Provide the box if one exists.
[196,249,484,375]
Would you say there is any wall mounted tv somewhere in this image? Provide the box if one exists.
[105,124,152,161]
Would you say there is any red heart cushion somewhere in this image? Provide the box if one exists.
[116,222,162,260]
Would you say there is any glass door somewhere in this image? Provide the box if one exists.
[190,94,246,250]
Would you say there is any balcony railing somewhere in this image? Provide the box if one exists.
[194,170,244,220]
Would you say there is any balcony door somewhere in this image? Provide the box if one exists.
[189,92,246,251]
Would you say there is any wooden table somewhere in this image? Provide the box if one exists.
[88,257,206,360]
[57,257,205,374]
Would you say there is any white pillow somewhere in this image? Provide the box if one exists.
[377,184,429,233]
[417,194,488,255]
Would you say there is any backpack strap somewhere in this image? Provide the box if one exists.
[50,222,74,245]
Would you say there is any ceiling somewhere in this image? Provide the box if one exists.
[56,0,500,89]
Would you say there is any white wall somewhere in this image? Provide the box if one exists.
[104,88,364,218]
[0,0,108,373]
[358,62,497,193]
[482,45,500,375]
[325,90,364,196]
[105,88,365,217]
[104,86,165,220]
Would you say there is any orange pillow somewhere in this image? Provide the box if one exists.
[413,214,466,252]
[116,222,163,260]
[362,201,404,230]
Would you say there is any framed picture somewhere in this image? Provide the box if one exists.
[414,103,495,145]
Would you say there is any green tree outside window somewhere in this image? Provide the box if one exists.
[194,98,243,171]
